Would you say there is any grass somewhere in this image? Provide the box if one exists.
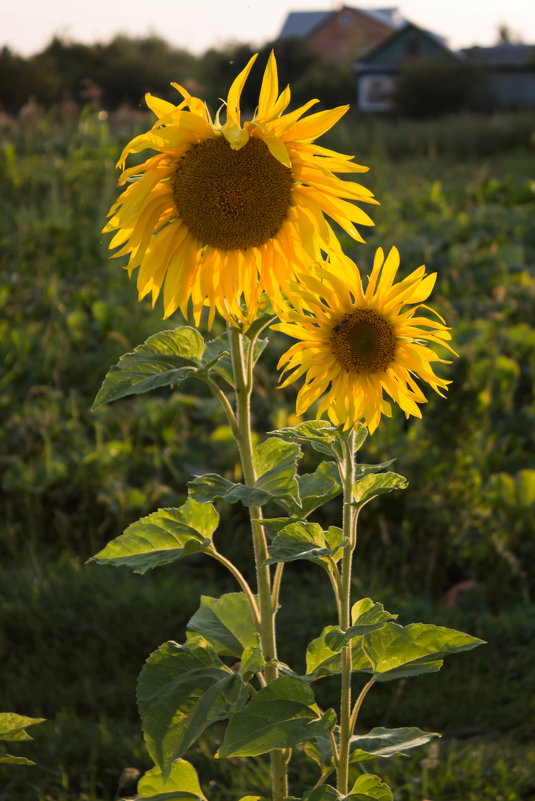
[1,106,534,799]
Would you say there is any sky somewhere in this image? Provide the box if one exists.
[2,0,534,57]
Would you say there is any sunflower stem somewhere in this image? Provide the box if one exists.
[337,427,356,795]
[228,326,287,801]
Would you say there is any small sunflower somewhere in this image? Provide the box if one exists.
[104,52,377,326]
[275,247,455,434]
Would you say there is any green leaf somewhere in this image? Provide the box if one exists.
[306,627,371,680]
[352,473,408,509]
[199,333,233,385]
[303,787,340,801]
[270,420,342,457]
[217,676,335,757]
[264,522,346,567]
[348,774,393,801]
[280,461,342,517]
[243,312,277,340]
[138,757,206,800]
[0,713,45,741]
[239,645,265,681]
[361,622,485,682]
[187,593,259,658]
[515,469,535,508]
[325,600,398,650]
[354,459,395,479]
[189,439,301,509]
[137,637,248,778]
[88,500,218,573]
[188,474,272,507]
[349,726,440,763]
[93,328,204,407]
[254,438,301,507]
[0,754,36,766]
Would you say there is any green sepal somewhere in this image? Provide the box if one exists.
[279,461,342,517]
[361,622,485,682]
[186,593,260,658]
[137,636,248,779]
[264,522,346,567]
[87,499,218,573]
[305,627,369,681]
[92,328,204,407]
[324,599,398,650]
[349,726,441,763]
[137,758,207,800]
[352,472,408,510]
[217,676,336,758]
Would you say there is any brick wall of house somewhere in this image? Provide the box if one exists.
[307,7,393,63]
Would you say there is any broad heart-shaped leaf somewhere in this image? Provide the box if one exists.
[0,713,45,742]
[270,421,367,459]
[303,776,392,801]
[93,328,204,407]
[349,726,440,764]
[187,593,259,658]
[264,523,346,567]
[305,626,371,681]
[239,645,265,681]
[137,636,248,778]
[279,461,342,517]
[352,472,408,509]
[188,474,272,507]
[348,774,393,801]
[254,438,301,507]
[138,758,206,800]
[324,599,398,651]
[361,622,485,682]
[87,500,218,574]
[217,676,336,758]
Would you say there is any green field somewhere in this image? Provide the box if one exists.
[1,107,534,800]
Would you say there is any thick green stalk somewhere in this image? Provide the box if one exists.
[337,429,356,794]
[228,327,288,801]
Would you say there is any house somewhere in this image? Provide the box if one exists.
[352,22,460,111]
[278,5,407,64]
[462,43,535,108]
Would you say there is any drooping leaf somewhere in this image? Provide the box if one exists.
[280,461,342,517]
[187,593,259,658]
[244,312,277,341]
[188,474,271,507]
[354,459,395,479]
[352,473,408,509]
[217,676,335,757]
[137,637,248,778]
[306,627,371,681]
[254,438,301,507]
[361,623,485,682]
[93,328,204,407]
[325,599,397,651]
[264,522,346,567]
[88,500,218,573]
[138,758,206,800]
[0,754,36,765]
[349,727,440,763]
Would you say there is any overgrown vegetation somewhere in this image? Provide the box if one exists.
[1,107,534,799]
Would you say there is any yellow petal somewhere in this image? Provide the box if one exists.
[226,53,258,128]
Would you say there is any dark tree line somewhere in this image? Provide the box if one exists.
[0,35,356,115]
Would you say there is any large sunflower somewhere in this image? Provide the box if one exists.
[104,52,377,326]
[275,247,455,433]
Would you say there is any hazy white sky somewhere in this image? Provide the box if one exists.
[2,0,534,56]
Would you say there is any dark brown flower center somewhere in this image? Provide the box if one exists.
[331,308,396,374]
[171,135,293,251]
